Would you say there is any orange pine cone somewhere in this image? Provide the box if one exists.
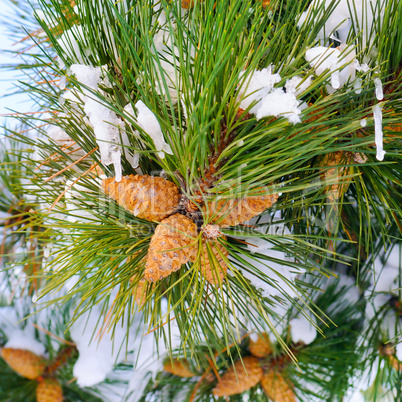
[164,359,195,377]
[212,356,263,397]
[145,214,198,281]
[1,348,46,380]
[102,174,180,222]
[320,151,353,203]
[204,188,279,228]
[249,333,272,359]
[191,236,228,285]
[36,378,63,402]
[260,370,295,402]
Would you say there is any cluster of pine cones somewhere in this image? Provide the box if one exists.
[1,348,64,402]
[102,174,279,299]
[163,332,295,401]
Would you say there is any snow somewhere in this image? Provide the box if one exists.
[70,64,128,180]
[239,67,281,113]
[256,88,302,124]
[354,77,362,94]
[289,312,317,345]
[285,76,312,97]
[135,100,173,157]
[238,67,303,124]
[374,77,383,100]
[58,25,87,64]
[0,306,46,356]
[360,118,367,127]
[305,45,360,92]
[372,104,385,161]
[297,0,384,49]
[70,305,132,387]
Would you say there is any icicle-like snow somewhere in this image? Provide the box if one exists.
[373,77,383,100]
[354,77,362,94]
[70,64,126,181]
[372,104,385,161]
[134,100,173,157]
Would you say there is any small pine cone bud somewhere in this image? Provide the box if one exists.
[131,277,147,307]
[320,151,353,202]
[145,214,198,282]
[249,333,272,359]
[191,236,229,285]
[1,348,46,380]
[102,174,180,222]
[36,378,63,402]
[204,188,279,227]
[164,359,195,378]
[212,356,263,397]
[260,370,295,402]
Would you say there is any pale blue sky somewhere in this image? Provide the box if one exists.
[0,0,35,125]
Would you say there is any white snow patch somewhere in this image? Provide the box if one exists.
[289,312,317,345]
[135,100,173,157]
[70,64,128,180]
[70,306,132,387]
[360,118,367,127]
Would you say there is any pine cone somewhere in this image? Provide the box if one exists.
[1,348,45,380]
[249,333,272,359]
[260,370,295,402]
[320,151,353,203]
[190,236,228,285]
[181,0,202,9]
[145,214,198,281]
[204,188,279,228]
[102,174,180,222]
[164,359,195,377]
[36,378,63,402]
[213,356,263,397]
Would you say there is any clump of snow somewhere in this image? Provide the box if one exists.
[70,305,132,387]
[305,45,361,92]
[238,67,306,124]
[360,118,367,127]
[134,100,173,158]
[289,311,317,345]
[285,76,313,97]
[297,0,384,50]
[239,67,281,113]
[58,25,88,64]
[70,64,138,181]
[373,77,383,100]
[256,88,302,124]
[372,104,385,161]
[0,306,46,356]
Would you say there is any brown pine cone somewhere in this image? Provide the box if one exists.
[190,236,228,285]
[260,370,295,402]
[204,188,279,228]
[145,214,198,281]
[1,348,45,380]
[249,333,272,359]
[213,356,263,397]
[36,378,63,402]
[320,151,353,203]
[164,358,195,378]
[102,174,180,222]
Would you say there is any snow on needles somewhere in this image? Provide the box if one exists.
[134,101,173,158]
[239,66,306,124]
[70,64,129,182]
[373,104,386,161]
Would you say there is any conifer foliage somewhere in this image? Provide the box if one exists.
[0,0,401,400]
